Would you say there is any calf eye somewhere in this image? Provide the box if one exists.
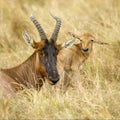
[79,39,82,41]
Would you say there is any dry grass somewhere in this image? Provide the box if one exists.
[0,0,120,119]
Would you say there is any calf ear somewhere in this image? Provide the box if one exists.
[68,32,81,40]
[93,40,109,45]
[74,42,82,48]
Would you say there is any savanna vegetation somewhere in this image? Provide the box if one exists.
[0,0,120,119]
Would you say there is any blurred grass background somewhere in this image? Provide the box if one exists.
[0,0,120,119]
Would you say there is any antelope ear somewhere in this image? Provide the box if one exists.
[22,31,40,49]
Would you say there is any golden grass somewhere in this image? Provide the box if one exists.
[0,0,120,119]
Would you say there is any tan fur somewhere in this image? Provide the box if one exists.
[57,33,95,90]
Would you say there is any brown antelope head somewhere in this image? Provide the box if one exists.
[69,32,108,54]
[23,15,61,85]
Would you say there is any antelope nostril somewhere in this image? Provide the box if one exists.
[48,75,59,84]
[52,80,58,84]
[82,48,89,52]
[55,75,60,81]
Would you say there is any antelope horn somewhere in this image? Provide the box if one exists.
[50,14,61,42]
[30,15,48,41]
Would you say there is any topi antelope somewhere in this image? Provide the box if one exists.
[57,32,108,90]
[0,15,61,97]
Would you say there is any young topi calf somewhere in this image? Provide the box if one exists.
[57,32,108,90]
[0,15,61,97]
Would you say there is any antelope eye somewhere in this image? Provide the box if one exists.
[53,52,56,56]
[55,47,59,54]
[91,39,94,42]
[55,49,58,54]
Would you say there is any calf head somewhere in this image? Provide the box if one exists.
[23,15,61,85]
[69,32,108,54]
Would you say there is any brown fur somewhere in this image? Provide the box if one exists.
[0,41,47,98]
[0,15,62,97]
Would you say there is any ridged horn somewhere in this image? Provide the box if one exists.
[30,15,48,41]
[50,14,61,42]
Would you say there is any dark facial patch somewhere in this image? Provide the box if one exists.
[39,42,59,84]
